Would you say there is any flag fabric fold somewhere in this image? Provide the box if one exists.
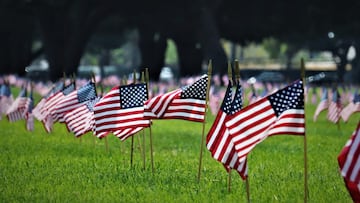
[206,81,248,179]
[94,83,150,139]
[338,122,360,202]
[225,79,305,163]
[144,75,208,122]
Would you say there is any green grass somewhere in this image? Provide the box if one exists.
[0,103,359,202]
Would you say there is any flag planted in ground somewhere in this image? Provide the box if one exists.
[225,79,305,163]
[94,83,150,138]
[206,82,248,179]
[144,75,208,122]
[338,122,360,202]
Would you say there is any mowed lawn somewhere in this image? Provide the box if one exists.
[0,103,359,202]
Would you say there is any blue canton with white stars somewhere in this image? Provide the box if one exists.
[181,76,208,100]
[230,83,243,115]
[220,83,234,114]
[77,82,97,103]
[120,83,148,109]
[268,80,304,117]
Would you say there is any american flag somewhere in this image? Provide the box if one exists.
[144,75,208,122]
[338,122,360,202]
[41,83,75,133]
[6,88,30,122]
[24,89,34,131]
[225,80,305,163]
[94,83,150,138]
[0,83,13,118]
[33,82,64,121]
[327,88,342,123]
[313,87,329,122]
[206,82,248,179]
[341,93,360,122]
[64,97,101,137]
[52,82,97,123]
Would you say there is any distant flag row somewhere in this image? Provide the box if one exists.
[313,87,360,123]
[1,75,209,141]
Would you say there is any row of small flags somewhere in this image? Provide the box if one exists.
[0,72,359,201]
[313,87,360,123]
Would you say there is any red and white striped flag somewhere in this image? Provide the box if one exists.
[6,88,29,122]
[94,83,150,138]
[341,93,360,123]
[144,75,208,122]
[313,87,329,121]
[33,82,64,121]
[64,97,101,137]
[41,83,75,132]
[225,80,305,163]
[52,82,97,123]
[327,88,342,124]
[338,122,360,202]
[207,82,248,179]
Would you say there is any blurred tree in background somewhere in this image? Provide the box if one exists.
[0,0,359,83]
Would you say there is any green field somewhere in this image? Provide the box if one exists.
[0,103,359,202]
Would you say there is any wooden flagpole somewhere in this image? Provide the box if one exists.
[91,73,98,148]
[146,68,155,173]
[227,61,233,192]
[301,58,308,203]
[141,71,146,170]
[197,59,212,182]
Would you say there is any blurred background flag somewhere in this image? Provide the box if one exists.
[327,87,342,124]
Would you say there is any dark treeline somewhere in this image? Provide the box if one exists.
[1,0,360,83]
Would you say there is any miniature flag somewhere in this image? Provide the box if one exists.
[144,75,208,122]
[226,79,305,163]
[207,82,248,179]
[94,83,150,138]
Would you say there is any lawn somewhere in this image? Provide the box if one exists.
[0,102,359,202]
